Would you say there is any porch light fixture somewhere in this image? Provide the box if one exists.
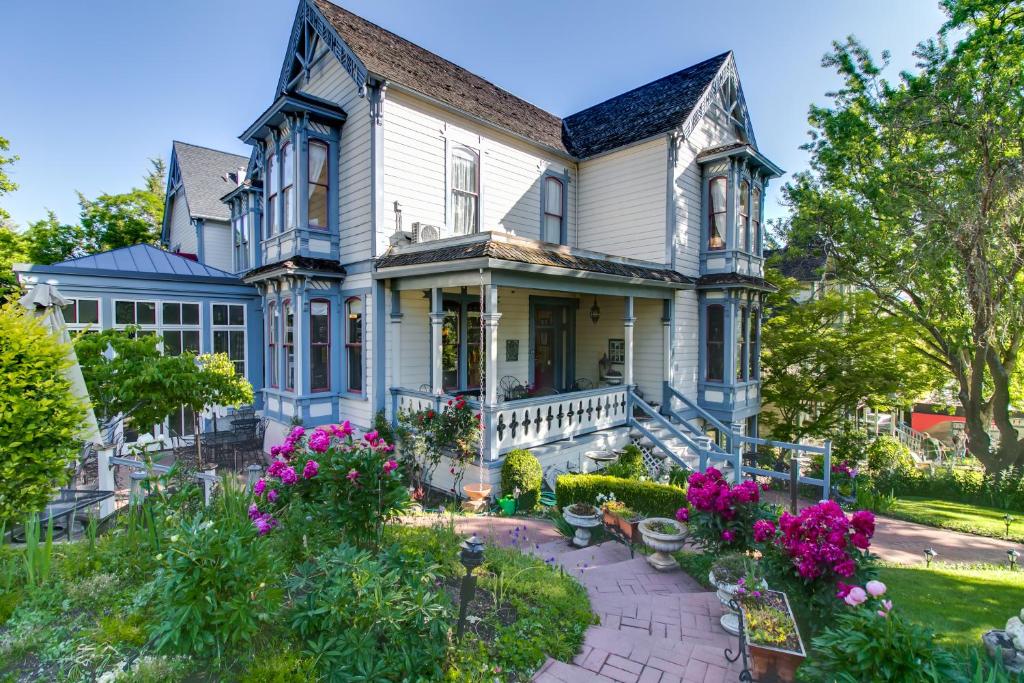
[1009,548,1020,571]
[589,297,601,325]
[923,547,937,568]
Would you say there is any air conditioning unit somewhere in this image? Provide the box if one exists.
[411,222,441,243]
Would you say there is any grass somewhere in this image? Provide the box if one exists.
[885,496,1024,542]
[876,563,1024,650]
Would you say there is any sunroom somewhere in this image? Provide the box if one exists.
[376,232,694,466]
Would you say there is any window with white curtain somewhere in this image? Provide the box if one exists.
[708,176,727,250]
[542,176,565,244]
[739,180,750,253]
[281,141,295,232]
[451,146,479,235]
[752,188,762,256]
[308,140,329,229]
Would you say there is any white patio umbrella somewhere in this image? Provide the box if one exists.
[19,283,103,446]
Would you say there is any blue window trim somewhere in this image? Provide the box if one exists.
[539,169,570,245]
[527,295,578,389]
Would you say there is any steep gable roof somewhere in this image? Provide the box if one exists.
[40,244,240,283]
[172,141,249,222]
[563,53,731,158]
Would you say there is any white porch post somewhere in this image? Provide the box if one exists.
[623,296,635,387]
[483,284,502,460]
[389,287,403,390]
[429,288,444,394]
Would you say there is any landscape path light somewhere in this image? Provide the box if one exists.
[924,547,937,568]
[456,534,486,640]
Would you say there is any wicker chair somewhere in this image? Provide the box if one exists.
[499,375,525,401]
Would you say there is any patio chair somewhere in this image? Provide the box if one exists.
[499,375,525,401]
[418,383,432,393]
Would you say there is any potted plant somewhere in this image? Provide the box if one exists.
[709,553,766,635]
[598,492,641,539]
[562,502,602,547]
[741,590,806,683]
[637,517,687,571]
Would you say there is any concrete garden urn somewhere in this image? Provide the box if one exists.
[563,503,602,547]
[638,518,687,571]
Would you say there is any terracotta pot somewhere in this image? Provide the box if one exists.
[748,644,806,683]
[462,483,492,501]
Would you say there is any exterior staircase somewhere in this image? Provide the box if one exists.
[529,540,744,682]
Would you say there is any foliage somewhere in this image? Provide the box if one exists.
[0,303,85,522]
[681,467,773,552]
[0,223,26,299]
[0,135,17,224]
[250,424,408,548]
[149,480,284,659]
[875,464,1024,512]
[603,444,647,480]
[555,474,686,518]
[77,158,166,252]
[285,543,452,682]
[395,397,481,499]
[501,449,543,511]
[867,435,915,476]
[804,589,963,683]
[783,0,1024,474]
[23,210,86,265]
[885,496,1024,543]
[742,592,800,651]
[761,271,936,442]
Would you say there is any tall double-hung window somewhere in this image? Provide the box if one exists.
[283,299,295,392]
[308,141,329,229]
[451,146,479,235]
[281,142,295,232]
[346,297,363,393]
[751,188,762,256]
[542,176,565,244]
[267,152,279,236]
[736,305,748,381]
[310,299,330,392]
[739,180,750,253]
[267,302,279,388]
[706,304,725,382]
[233,208,249,271]
[708,177,727,250]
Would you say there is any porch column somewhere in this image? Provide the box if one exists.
[482,284,502,460]
[389,286,403,392]
[429,288,444,394]
[623,296,635,387]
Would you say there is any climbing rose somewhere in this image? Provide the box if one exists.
[303,460,319,479]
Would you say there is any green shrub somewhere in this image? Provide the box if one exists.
[501,449,542,511]
[867,435,915,475]
[603,444,647,480]
[0,303,85,524]
[556,474,686,517]
[285,543,453,681]
[239,653,318,682]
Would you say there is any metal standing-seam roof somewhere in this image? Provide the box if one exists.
[32,244,242,283]
[172,141,249,222]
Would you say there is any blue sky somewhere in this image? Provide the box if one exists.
[0,0,946,230]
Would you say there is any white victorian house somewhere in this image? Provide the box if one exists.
[15,0,783,489]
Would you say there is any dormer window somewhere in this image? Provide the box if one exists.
[451,146,479,235]
[308,140,329,229]
[708,176,727,251]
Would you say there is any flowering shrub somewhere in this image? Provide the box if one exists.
[249,422,408,547]
[395,396,482,498]
[679,467,772,552]
[761,501,876,612]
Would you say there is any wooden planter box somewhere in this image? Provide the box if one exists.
[741,590,806,683]
[602,509,640,539]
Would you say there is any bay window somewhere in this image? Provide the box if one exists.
[346,297,363,393]
[708,176,727,250]
[706,304,725,381]
[308,140,329,229]
[736,304,748,381]
[283,299,295,391]
[451,146,479,235]
[267,302,279,388]
[281,142,295,232]
[739,180,750,252]
[310,299,330,392]
[542,176,565,244]
[752,188,762,256]
[267,151,279,236]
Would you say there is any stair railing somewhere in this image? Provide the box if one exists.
[628,390,727,474]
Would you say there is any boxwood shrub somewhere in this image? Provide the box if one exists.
[501,449,542,511]
[555,474,686,518]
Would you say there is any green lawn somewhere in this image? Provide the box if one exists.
[886,496,1024,542]
[877,563,1024,649]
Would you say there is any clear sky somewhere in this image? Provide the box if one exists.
[0,0,947,230]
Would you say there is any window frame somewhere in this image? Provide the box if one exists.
[749,307,761,380]
[113,299,158,329]
[267,301,279,389]
[705,303,725,382]
[160,301,202,357]
[306,138,330,230]
[266,149,279,237]
[309,298,331,393]
[449,145,480,235]
[61,297,101,330]
[541,174,567,245]
[736,304,748,381]
[283,298,296,392]
[345,296,364,394]
[751,186,762,257]
[212,303,247,377]
[281,140,295,232]
[707,176,728,251]
[738,179,750,253]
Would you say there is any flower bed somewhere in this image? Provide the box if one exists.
[678,466,773,552]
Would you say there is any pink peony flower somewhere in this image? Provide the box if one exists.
[383,459,398,474]
[267,489,279,503]
[844,586,867,606]
[721,530,735,542]
[866,580,887,597]
[835,581,853,599]
[303,460,319,479]
[253,479,266,496]
[289,426,305,440]
[308,429,331,453]
[279,466,298,485]
[753,519,776,543]
[247,503,260,520]
[347,468,360,482]
[675,507,689,522]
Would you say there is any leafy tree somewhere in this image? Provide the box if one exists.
[23,210,87,265]
[783,0,1024,473]
[760,270,937,442]
[0,136,17,224]
[0,303,86,522]
[78,158,166,252]
[0,223,26,299]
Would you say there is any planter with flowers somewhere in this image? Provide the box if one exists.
[709,552,767,636]
[563,502,602,547]
[598,492,642,540]
[638,518,687,571]
[739,589,805,683]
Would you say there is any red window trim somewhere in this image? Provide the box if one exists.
[345,296,363,394]
[308,139,330,230]
[708,176,727,251]
[310,298,331,393]
[267,301,278,388]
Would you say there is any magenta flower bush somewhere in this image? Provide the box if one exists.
[248,421,408,547]
[678,467,772,552]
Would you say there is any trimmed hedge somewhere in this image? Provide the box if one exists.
[555,474,686,518]
[501,449,543,511]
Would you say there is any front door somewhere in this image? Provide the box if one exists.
[533,302,573,392]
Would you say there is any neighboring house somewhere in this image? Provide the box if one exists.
[764,245,831,302]
[16,0,783,486]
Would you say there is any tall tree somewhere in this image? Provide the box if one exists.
[78,158,166,252]
[23,210,87,265]
[0,136,24,297]
[0,136,17,225]
[784,0,1024,474]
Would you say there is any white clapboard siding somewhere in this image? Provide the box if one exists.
[298,49,373,263]
[202,220,233,272]
[672,289,701,398]
[633,298,664,401]
[167,192,196,255]
[381,91,576,245]
[577,137,667,262]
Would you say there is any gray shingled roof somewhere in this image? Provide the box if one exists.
[377,240,693,285]
[173,141,249,222]
[32,244,241,283]
[563,53,731,158]
[696,272,777,291]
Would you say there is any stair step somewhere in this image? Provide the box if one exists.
[555,541,634,575]
[571,625,742,680]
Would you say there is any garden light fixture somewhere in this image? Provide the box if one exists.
[456,535,486,640]
[1005,514,1015,539]
[924,547,937,568]
[1009,549,1020,571]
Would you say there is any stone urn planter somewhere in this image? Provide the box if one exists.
[709,555,767,637]
[741,590,806,683]
[983,630,1024,673]
[563,503,602,547]
[637,518,687,571]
